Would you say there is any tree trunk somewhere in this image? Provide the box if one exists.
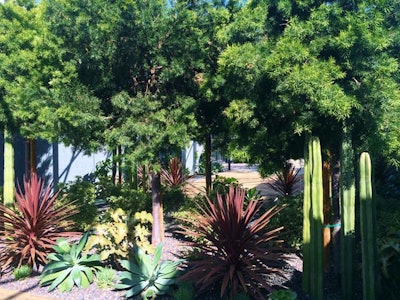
[205,133,212,194]
[28,139,37,175]
[3,129,14,206]
[151,172,164,246]
[112,148,117,184]
[118,146,123,184]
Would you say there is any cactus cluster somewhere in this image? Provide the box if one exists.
[302,135,377,300]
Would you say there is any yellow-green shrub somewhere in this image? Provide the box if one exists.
[85,208,153,263]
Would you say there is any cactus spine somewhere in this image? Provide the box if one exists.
[340,129,355,299]
[302,136,323,299]
[359,152,377,300]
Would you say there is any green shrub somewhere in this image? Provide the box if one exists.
[107,187,151,213]
[171,281,195,300]
[202,175,241,203]
[86,208,153,264]
[268,289,298,300]
[379,235,400,299]
[163,186,188,212]
[57,177,98,231]
[13,265,32,280]
[95,266,116,289]
[267,194,303,252]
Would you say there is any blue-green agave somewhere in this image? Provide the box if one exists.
[115,243,182,299]
[39,232,103,292]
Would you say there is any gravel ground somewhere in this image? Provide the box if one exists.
[0,230,304,300]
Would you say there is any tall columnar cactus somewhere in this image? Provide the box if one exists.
[303,136,324,300]
[359,152,377,300]
[3,129,14,207]
[340,129,355,300]
[302,136,311,294]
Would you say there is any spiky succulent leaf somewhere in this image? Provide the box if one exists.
[116,244,181,298]
[53,239,71,254]
[40,233,101,291]
[0,174,78,273]
[178,186,287,299]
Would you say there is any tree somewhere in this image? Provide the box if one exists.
[44,0,200,244]
[219,0,400,173]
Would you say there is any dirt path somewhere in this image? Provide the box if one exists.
[183,163,281,199]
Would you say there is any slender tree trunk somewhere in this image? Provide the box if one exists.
[151,172,164,246]
[28,139,37,175]
[3,129,14,206]
[205,133,212,194]
[112,148,117,184]
[118,146,123,184]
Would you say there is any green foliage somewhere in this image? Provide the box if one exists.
[40,233,103,292]
[162,186,188,212]
[268,195,303,252]
[268,289,298,300]
[219,0,400,174]
[375,159,400,200]
[171,281,195,300]
[86,208,153,263]
[227,145,251,163]
[209,175,240,199]
[12,265,32,280]
[379,237,400,299]
[115,243,182,299]
[198,155,225,175]
[0,173,78,274]
[234,293,251,300]
[57,177,98,231]
[178,186,287,299]
[95,266,116,289]
[376,196,400,247]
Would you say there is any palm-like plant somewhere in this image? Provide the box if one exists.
[0,173,78,274]
[178,186,288,299]
[267,162,302,197]
[161,157,189,187]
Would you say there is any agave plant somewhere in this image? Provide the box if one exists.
[40,232,103,292]
[0,173,78,274]
[267,162,302,197]
[178,186,288,299]
[115,243,182,299]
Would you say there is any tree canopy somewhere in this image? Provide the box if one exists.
[219,0,400,173]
